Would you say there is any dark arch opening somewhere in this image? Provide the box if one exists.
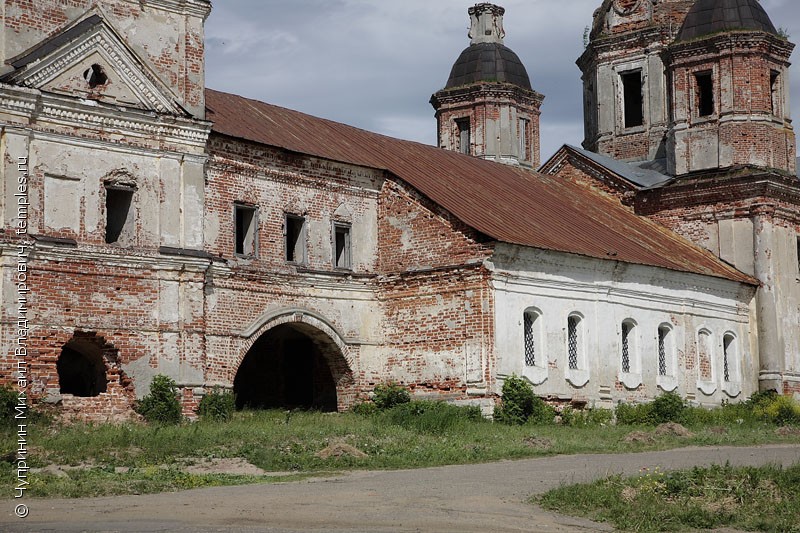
[57,339,108,397]
[234,323,340,411]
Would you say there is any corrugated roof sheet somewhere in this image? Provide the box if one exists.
[205,88,755,285]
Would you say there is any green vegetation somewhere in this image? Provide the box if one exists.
[2,389,798,499]
[493,375,555,425]
[135,375,183,425]
[196,388,235,422]
[371,382,411,410]
[537,463,800,532]
[0,384,19,428]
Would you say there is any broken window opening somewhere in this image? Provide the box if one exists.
[621,71,643,128]
[695,72,714,117]
[83,64,108,89]
[519,118,529,161]
[235,204,258,257]
[57,343,108,397]
[456,118,471,155]
[770,70,781,116]
[333,223,351,270]
[105,185,134,245]
[285,214,306,264]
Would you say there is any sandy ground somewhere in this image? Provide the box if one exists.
[3,444,799,533]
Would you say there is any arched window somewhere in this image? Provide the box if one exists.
[723,333,736,383]
[523,309,539,367]
[567,315,581,370]
[657,324,673,377]
[697,329,713,381]
[621,320,633,374]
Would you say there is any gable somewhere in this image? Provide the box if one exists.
[3,14,183,114]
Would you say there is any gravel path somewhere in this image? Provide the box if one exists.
[3,444,799,532]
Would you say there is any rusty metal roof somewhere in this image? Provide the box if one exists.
[206,89,755,285]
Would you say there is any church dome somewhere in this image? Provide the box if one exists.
[677,0,778,41]
[444,43,532,90]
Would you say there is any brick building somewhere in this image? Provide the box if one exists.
[0,0,796,421]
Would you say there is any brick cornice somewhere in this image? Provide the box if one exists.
[666,31,794,63]
[430,83,544,111]
[636,169,800,216]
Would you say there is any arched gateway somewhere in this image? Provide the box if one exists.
[233,312,355,411]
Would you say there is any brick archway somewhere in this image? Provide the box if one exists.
[234,311,356,411]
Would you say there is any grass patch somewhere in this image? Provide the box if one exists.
[2,398,797,499]
[536,462,800,532]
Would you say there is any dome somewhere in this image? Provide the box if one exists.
[677,0,778,41]
[444,42,532,91]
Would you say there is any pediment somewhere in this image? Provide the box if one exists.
[3,14,183,114]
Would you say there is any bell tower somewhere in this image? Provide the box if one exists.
[431,3,544,168]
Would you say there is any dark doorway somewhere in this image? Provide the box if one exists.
[57,341,108,397]
[234,324,338,411]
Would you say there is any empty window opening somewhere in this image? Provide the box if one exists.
[235,204,258,256]
[657,326,669,376]
[696,72,714,117]
[233,323,342,411]
[83,64,108,89]
[770,70,780,116]
[285,214,306,263]
[723,334,735,383]
[105,186,134,244]
[333,223,351,269]
[621,71,643,128]
[519,118,529,161]
[796,236,800,275]
[567,315,581,370]
[456,118,471,154]
[57,342,108,397]
[524,311,538,367]
[621,321,632,374]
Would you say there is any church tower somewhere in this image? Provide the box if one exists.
[665,0,796,176]
[431,3,544,168]
[578,0,695,164]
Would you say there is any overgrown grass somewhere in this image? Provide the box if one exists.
[2,400,797,499]
[537,463,800,532]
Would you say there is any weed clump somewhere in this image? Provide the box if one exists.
[616,391,686,425]
[494,375,554,425]
[0,384,19,428]
[197,388,235,422]
[136,375,182,425]
[372,382,410,410]
[383,400,482,433]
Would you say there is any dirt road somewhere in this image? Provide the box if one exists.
[3,444,799,532]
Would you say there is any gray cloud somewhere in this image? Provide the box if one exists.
[205,0,800,163]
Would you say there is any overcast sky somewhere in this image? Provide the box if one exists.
[205,0,800,163]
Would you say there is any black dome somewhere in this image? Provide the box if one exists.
[445,42,532,90]
[677,0,778,41]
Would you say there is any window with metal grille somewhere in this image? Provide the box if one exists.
[658,326,669,376]
[723,334,734,383]
[568,316,580,370]
[621,321,631,374]
[524,311,536,367]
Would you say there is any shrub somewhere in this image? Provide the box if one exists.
[136,375,183,425]
[494,375,554,425]
[756,394,800,426]
[384,400,482,433]
[615,401,655,425]
[372,382,410,410]
[561,406,613,427]
[197,388,235,422]
[651,391,686,424]
[0,384,19,428]
[350,401,378,416]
